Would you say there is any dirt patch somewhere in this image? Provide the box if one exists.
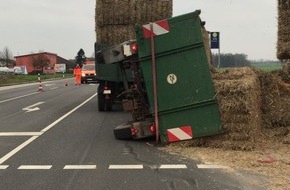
[164,143,290,190]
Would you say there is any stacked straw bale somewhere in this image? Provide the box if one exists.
[256,70,290,129]
[181,68,262,150]
[176,67,290,150]
[95,0,173,45]
[277,0,290,59]
[211,68,262,150]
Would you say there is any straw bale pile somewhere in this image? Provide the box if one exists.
[277,0,290,59]
[172,67,290,150]
[95,0,173,45]
[256,69,290,129]
[210,68,262,150]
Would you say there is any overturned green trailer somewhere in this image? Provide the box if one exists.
[95,10,223,143]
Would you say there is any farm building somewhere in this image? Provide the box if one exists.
[14,52,74,74]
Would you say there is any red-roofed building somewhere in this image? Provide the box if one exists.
[14,52,74,74]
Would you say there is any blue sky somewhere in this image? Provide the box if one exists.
[0,0,278,60]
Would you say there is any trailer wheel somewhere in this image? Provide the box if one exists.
[98,84,112,112]
[104,99,112,111]
[98,93,105,111]
[114,123,132,140]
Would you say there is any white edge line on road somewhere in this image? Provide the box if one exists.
[64,165,97,170]
[41,93,98,132]
[0,93,97,165]
[0,92,39,104]
[50,87,59,90]
[0,136,39,165]
[0,165,9,169]
[0,132,43,136]
[18,165,52,170]
[159,164,187,169]
[109,165,144,169]
[197,164,229,169]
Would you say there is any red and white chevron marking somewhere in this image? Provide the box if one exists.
[167,126,193,143]
[143,20,169,38]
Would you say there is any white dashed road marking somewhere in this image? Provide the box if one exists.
[63,165,97,170]
[197,164,229,169]
[0,164,231,170]
[158,164,187,169]
[0,132,43,136]
[0,165,9,170]
[109,165,144,170]
[18,165,52,170]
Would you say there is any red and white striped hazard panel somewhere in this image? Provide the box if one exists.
[142,20,169,39]
[167,126,193,143]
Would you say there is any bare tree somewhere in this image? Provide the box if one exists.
[0,46,14,67]
[30,53,50,73]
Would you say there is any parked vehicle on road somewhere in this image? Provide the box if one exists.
[81,64,97,83]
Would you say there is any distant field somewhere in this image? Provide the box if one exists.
[0,73,72,87]
[250,63,283,72]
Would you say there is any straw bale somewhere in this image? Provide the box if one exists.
[96,25,136,45]
[191,67,263,150]
[195,67,262,150]
[277,0,290,59]
[255,70,290,128]
[95,0,173,44]
[169,67,290,151]
[95,0,173,28]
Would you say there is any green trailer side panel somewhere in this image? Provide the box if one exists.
[96,63,123,82]
[135,10,223,143]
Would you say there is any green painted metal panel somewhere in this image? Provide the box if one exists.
[135,10,223,143]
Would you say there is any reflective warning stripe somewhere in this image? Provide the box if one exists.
[143,20,169,38]
[167,126,192,142]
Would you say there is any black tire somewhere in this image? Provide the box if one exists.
[98,93,112,111]
[98,84,105,111]
[114,123,132,140]
[104,99,112,111]
[98,93,105,111]
[98,83,113,112]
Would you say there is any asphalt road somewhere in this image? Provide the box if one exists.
[0,79,261,190]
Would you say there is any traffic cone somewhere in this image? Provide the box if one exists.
[38,81,43,92]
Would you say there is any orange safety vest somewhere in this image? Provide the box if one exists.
[74,67,82,76]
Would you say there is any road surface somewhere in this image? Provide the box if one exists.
[0,79,262,190]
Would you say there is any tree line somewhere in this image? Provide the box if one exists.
[212,53,251,68]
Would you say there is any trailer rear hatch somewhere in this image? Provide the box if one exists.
[135,10,223,143]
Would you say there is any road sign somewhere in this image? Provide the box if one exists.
[210,32,220,49]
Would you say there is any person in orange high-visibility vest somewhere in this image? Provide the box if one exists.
[73,64,82,85]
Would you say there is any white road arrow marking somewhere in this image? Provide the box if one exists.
[22,102,45,113]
